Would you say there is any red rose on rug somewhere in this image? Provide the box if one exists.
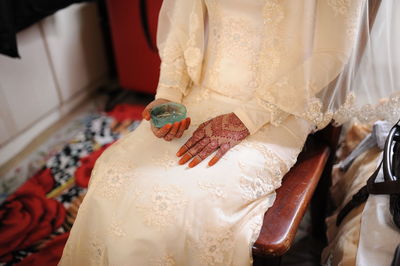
[27,168,55,194]
[75,144,110,188]
[107,104,145,122]
[0,183,66,262]
[16,233,69,266]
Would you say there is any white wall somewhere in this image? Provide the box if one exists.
[0,2,108,166]
[0,24,60,146]
[41,3,108,102]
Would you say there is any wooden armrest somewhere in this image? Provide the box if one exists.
[253,140,330,257]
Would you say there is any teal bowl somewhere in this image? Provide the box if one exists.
[150,102,187,128]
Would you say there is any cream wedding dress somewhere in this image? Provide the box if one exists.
[59,0,368,265]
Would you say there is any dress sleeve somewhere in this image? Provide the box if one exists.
[155,0,206,103]
[233,104,267,135]
[233,100,288,135]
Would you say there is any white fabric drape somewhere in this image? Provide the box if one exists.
[356,194,400,266]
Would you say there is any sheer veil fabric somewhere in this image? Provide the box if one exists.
[157,0,400,130]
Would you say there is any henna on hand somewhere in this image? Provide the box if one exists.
[177,113,250,168]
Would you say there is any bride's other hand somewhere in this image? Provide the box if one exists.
[142,98,191,141]
[176,113,250,168]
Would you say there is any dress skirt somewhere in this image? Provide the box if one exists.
[59,86,312,266]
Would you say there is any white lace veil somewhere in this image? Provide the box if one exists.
[320,0,400,127]
[157,0,400,130]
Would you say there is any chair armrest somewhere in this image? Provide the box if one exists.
[253,141,330,257]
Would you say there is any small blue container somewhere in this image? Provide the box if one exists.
[151,102,187,128]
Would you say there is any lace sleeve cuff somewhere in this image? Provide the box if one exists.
[233,107,271,135]
[155,85,183,103]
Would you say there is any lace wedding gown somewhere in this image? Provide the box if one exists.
[59,0,364,265]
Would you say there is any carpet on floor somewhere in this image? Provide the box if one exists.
[0,104,145,265]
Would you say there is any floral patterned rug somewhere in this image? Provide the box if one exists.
[0,104,145,265]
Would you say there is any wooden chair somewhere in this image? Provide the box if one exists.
[252,125,338,265]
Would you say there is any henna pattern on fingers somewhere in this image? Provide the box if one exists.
[177,113,250,167]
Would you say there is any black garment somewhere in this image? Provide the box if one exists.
[336,119,400,230]
[0,0,90,58]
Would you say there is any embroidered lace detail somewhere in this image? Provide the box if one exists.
[263,0,284,26]
[95,166,136,201]
[302,93,400,129]
[88,237,106,264]
[108,218,127,237]
[158,35,190,97]
[150,254,176,266]
[330,92,356,125]
[239,172,275,202]
[197,181,226,199]
[328,0,352,16]
[202,0,265,100]
[238,162,279,202]
[151,150,178,170]
[302,97,334,130]
[184,47,202,69]
[188,228,234,265]
[134,185,187,231]
[243,141,292,175]
[184,12,203,82]
[259,0,284,83]
[238,143,289,202]
[328,0,363,38]
[333,94,400,125]
[254,0,288,124]
[249,215,263,245]
[256,98,289,126]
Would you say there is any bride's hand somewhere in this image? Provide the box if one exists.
[176,113,250,168]
[142,98,191,141]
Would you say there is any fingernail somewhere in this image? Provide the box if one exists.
[208,157,218,166]
[176,146,187,157]
[143,112,150,120]
[189,158,200,168]
[179,154,191,165]
[186,118,191,129]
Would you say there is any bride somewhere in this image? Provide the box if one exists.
[59,0,394,265]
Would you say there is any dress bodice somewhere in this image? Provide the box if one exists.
[201,0,265,101]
